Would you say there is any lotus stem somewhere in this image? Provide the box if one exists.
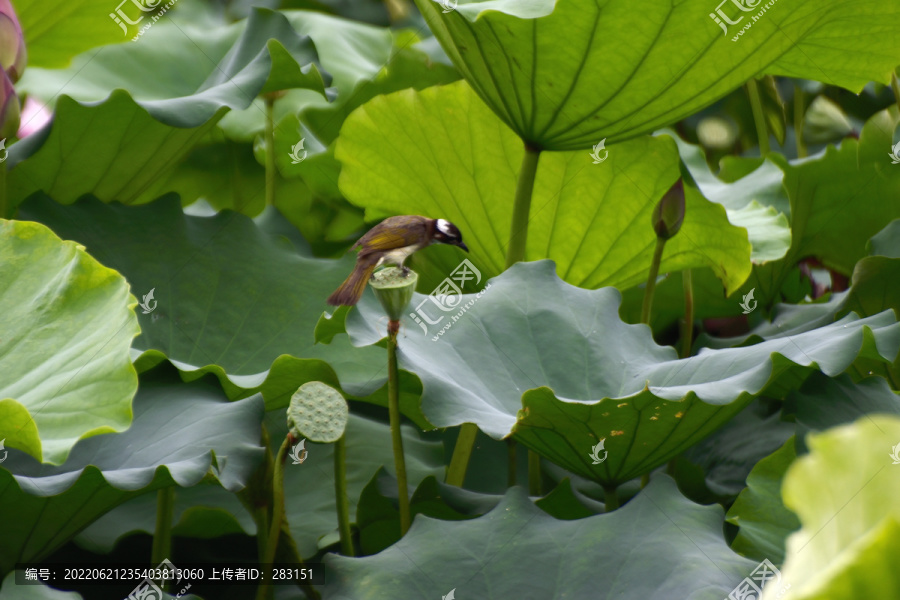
[794,85,807,159]
[641,237,667,325]
[334,434,355,556]
[446,424,478,487]
[151,486,175,591]
[603,484,620,512]
[256,435,291,600]
[264,95,276,207]
[505,143,541,266]
[528,451,542,495]
[387,321,412,535]
[745,79,770,156]
[681,269,694,358]
[640,473,650,488]
[892,72,900,113]
[0,160,6,219]
[507,439,517,486]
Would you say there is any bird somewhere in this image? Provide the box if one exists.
[327,215,468,306]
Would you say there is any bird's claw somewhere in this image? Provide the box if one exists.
[401,265,411,277]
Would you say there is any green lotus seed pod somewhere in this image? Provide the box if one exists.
[287,382,348,443]
[369,267,418,322]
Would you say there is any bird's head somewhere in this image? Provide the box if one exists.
[433,219,468,252]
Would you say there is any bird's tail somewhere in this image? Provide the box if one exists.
[327,257,378,306]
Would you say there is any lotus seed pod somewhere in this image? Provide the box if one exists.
[287,381,348,443]
[369,267,418,322]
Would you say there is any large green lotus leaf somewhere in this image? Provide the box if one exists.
[763,416,900,600]
[0,219,138,464]
[11,0,147,69]
[16,193,416,420]
[7,8,327,209]
[673,135,791,263]
[337,81,752,294]
[0,366,265,575]
[413,0,900,150]
[726,439,799,564]
[345,261,899,485]
[325,476,754,598]
[757,109,900,295]
[726,373,900,564]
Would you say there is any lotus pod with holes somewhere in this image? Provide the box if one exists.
[287,382,349,443]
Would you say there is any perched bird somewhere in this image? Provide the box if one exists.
[327,215,468,306]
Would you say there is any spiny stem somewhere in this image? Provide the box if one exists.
[746,79,770,156]
[388,321,411,534]
[641,237,667,325]
[333,434,355,556]
[680,269,694,358]
[151,486,175,591]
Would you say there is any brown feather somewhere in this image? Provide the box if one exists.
[327,254,380,306]
[352,216,431,256]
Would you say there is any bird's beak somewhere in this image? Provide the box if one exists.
[457,241,469,252]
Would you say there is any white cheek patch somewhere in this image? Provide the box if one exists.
[436,219,453,235]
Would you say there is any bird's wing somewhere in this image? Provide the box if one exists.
[353,216,428,254]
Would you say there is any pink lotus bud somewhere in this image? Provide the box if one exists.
[0,0,26,82]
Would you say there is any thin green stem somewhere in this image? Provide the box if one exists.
[603,484,619,512]
[256,436,290,600]
[640,473,650,488]
[334,434,355,556]
[528,451,541,496]
[641,237,667,325]
[446,423,478,487]
[505,144,541,267]
[151,486,175,592]
[680,269,694,358]
[892,72,900,113]
[0,159,7,219]
[794,85,807,159]
[746,79,770,156]
[264,95,276,207]
[507,439,517,487]
[388,323,411,535]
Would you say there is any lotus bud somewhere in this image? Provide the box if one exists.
[0,0,26,83]
[652,179,685,240]
[1,70,20,139]
[369,267,418,323]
